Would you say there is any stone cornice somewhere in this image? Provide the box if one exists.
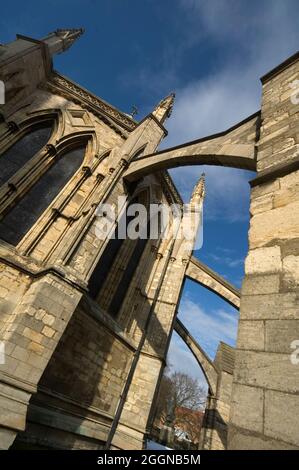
[250,155,299,187]
[260,51,299,84]
[45,72,137,133]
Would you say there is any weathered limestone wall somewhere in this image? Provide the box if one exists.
[0,37,49,118]
[228,53,299,449]
[0,80,128,448]
[201,372,233,450]
[0,266,82,448]
[13,299,133,449]
[200,342,235,450]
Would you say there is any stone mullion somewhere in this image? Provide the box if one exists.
[0,144,58,217]
[18,168,92,257]
[118,230,170,335]
[0,121,20,153]
[117,240,154,329]
[97,237,138,311]
[60,156,129,269]
[19,155,102,259]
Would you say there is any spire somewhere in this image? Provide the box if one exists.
[152,92,175,124]
[190,173,205,204]
[42,28,84,56]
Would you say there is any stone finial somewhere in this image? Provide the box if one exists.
[42,28,84,55]
[152,92,175,124]
[190,173,205,203]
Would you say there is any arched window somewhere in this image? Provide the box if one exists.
[0,145,86,246]
[0,124,53,186]
[108,235,148,315]
[88,191,150,318]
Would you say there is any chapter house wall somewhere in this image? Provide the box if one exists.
[13,298,135,449]
[36,303,133,415]
[0,82,129,447]
[0,262,32,361]
[0,88,126,266]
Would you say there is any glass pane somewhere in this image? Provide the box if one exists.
[0,145,85,246]
[0,125,52,186]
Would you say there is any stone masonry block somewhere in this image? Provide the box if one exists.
[249,201,299,248]
[230,383,264,433]
[265,319,299,353]
[242,274,280,295]
[245,246,282,274]
[234,350,299,394]
[240,292,298,320]
[265,390,299,446]
[237,320,264,351]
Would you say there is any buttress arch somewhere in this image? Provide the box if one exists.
[174,318,218,395]
[186,257,240,309]
[123,112,260,182]
[172,257,241,394]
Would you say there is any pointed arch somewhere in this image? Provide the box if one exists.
[88,186,151,318]
[0,109,63,155]
[131,144,147,160]
[0,110,63,188]
[0,130,96,247]
[186,257,240,309]
[174,318,218,396]
[54,129,98,167]
[123,112,260,181]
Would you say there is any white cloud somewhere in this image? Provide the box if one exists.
[158,0,299,220]
[164,0,298,382]
[167,332,208,388]
[204,252,244,268]
[167,297,239,383]
[178,298,238,357]
[170,165,253,222]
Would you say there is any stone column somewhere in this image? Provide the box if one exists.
[228,52,299,449]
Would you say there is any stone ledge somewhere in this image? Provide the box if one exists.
[260,50,299,84]
[250,155,299,187]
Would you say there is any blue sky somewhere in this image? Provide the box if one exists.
[1,0,299,386]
